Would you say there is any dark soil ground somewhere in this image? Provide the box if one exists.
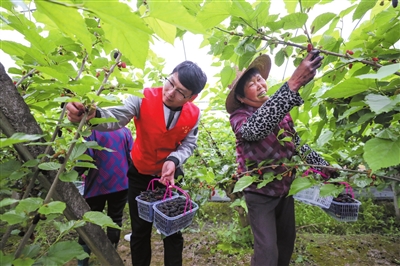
[65,202,400,266]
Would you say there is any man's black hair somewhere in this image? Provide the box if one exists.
[235,68,260,98]
[171,61,207,95]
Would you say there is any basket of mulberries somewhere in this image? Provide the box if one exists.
[323,183,361,222]
[153,186,199,236]
[136,179,178,222]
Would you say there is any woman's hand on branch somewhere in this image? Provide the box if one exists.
[321,166,340,180]
[287,50,323,92]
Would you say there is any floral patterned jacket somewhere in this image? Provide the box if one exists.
[229,82,329,197]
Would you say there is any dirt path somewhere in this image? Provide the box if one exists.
[64,201,400,266]
[69,224,400,266]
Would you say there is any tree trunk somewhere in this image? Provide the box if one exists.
[0,62,124,265]
[392,180,399,220]
[225,183,249,227]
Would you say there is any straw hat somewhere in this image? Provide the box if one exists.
[225,54,271,114]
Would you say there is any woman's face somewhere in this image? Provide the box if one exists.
[237,73,268,108]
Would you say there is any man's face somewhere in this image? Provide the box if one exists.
[162,72,195,109]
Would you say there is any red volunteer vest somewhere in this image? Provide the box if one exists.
[131,87,199,175]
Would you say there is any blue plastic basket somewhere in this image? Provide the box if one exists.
[152,196,199,236]
[136,192,178,222]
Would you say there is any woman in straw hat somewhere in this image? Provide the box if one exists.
[226,52,338,266]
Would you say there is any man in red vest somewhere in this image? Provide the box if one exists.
[66,61,207,266]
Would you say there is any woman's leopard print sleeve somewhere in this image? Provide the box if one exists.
[240,82,304,141]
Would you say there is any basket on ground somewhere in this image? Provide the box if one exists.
[136,191,178,222]
[153,196,199,236]
[293,185,333,209]
[323,198,361,222]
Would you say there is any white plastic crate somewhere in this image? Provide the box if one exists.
[73,181,84,196]
[152,196,199,236]
[293,185,333,209]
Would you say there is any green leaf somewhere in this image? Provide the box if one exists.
[88,117,119,125]
[7,14,55,55]
[289,35,308,44]
[257,172,275,189]
[0,133,44,148]
[16,198,43,214]
[38,201,66,215]
[204,167,216,183]
[34,1,92,54]
[84,1,152,69]
[9,170,27,180]
[69,143,88,161]
[35,66,70,83]
[83,211,121,229]
[316,130,333,147]
[339,4,357,18]
[352,0,376,21]
[301,0,321,9]
[0,252,13,266]
[281,13,308,30]
[288,177,313,196]
[84,141,114,152]
[75,154,94,162]
[376,128,398,141]
[221,66,237,89]
[311,13,336,34]
[232,175,255,193]
[54,220,82,234]
[319,183,343,197]
[364,94,396,114]
[337,106,364,121]
[231,1,255,22]
[11,257,35,266]
[144,17,176,45]
[251,2,271,26]
[74,162,97,169]
[363,137,400,172]
[148,1,205,34]
[275,50,285,67]
[35,241,88,265]
[0,160,22,179]
[22,159,39,168]
[60,170,79,182]
[0,210,27,225]
[0,0,14,10]
[0,40,48,65]
[283,0,297,14]
[229,198,248,212]
[38,162,61,171]
[91,57,109,70]
[0,198,19,208]
[21,244,41,260]
[358,64,400,80]
[197,1,231,29]
[321,78,375,98]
